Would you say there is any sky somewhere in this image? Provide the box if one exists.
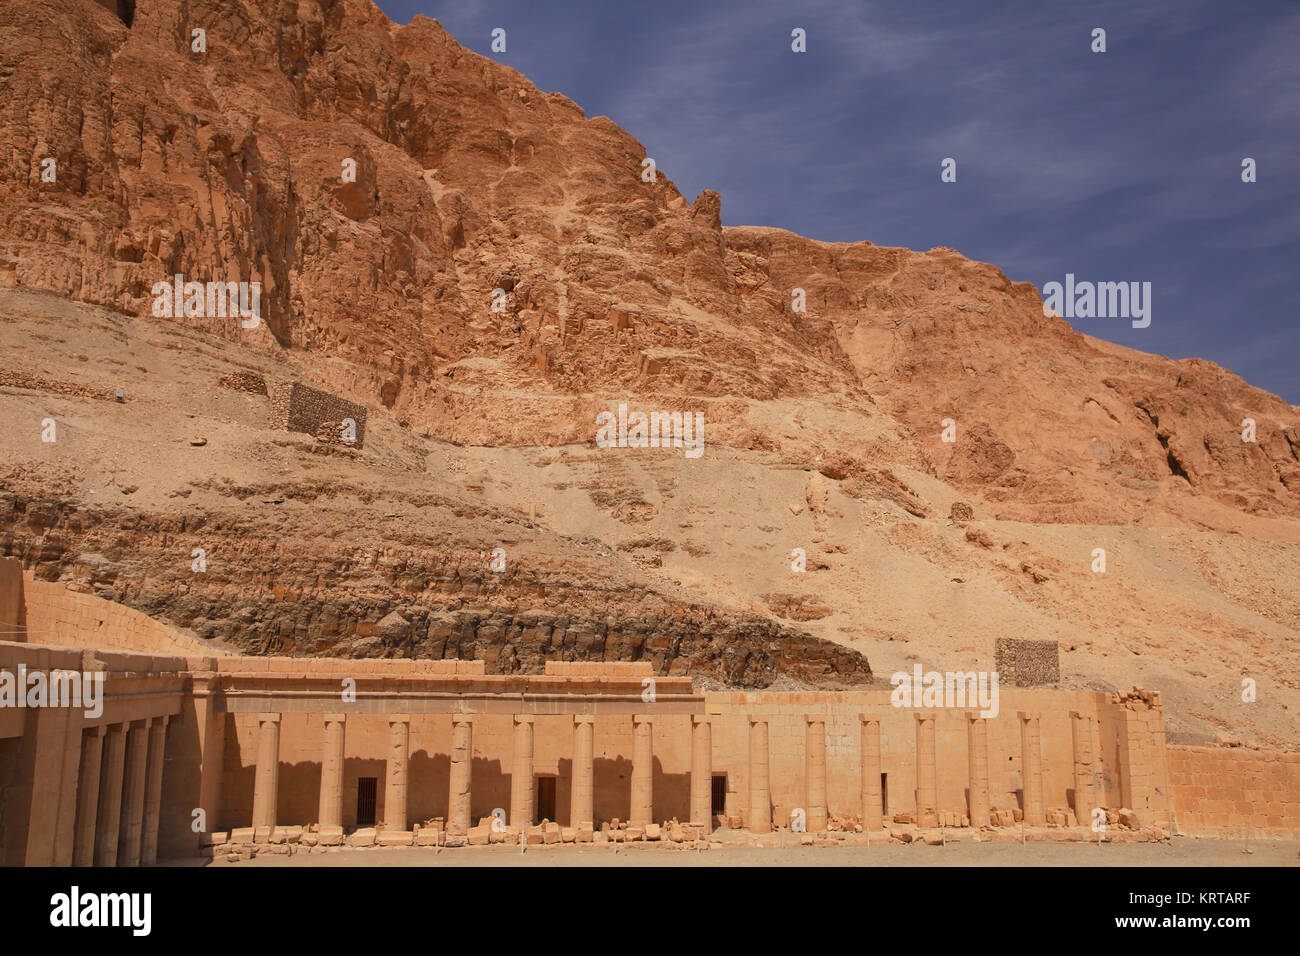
[377,0,1300,402]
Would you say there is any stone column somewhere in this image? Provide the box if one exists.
[915,713,939,827]
[318,714,346,830]
[1019,711,1045,826]
[748,716,771,833]
[630,715,654,826]
[690,715,712,829]
[448,716,473,833]
[141,716,169,865]
[73,726,106,866]
[805,715,828,831]
[385,715,410,832]
[118,719,151,867]
[21,689,83,865]
[250,713,281,831]
[510,715,535,827]
[193,675,225,842]
[966,712,991,828]
[1070,711,1095,825]
[571,716,595,827]
[94,723,128,866]
[859,714,883,829]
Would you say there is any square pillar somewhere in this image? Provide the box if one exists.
[318,714,347,830]
[1070,711,1096,824]
[250,713,281,830]
[690,715,712,830]
[748,716,771,833]
[965,712,991,828]
[510,715,535,827]
[805,715,828,831]
[630,715,654,826]
[21,689,84,866]
[915,713,939,827]
[94,723,128,866]
[195,677,225,833]
[385,715,411,832]
[448,716,473,834]
[859,714,883,829]
[141,716,169,865]
[118,718,152,867]
[73,726,106,866]
[571,716,594,828]
[1019,711,1045,826]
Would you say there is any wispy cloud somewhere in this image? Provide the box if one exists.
[379,0,1300,400]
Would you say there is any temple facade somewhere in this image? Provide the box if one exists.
[2,560,1295,865]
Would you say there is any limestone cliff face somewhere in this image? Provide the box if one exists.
[3,0,1295,524]
[6,1,1300,723]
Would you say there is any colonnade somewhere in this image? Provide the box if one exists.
[243,709,1097,835]
[249,712,717,833]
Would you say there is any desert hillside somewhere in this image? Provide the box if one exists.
[0,0,1297,747]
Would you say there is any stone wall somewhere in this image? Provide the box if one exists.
[7,562,224,656]
[269,382,367,449]
[217,371,267,395]
[1168,745,1300,838]
[704,689,1118,828]
[995,637,1060,686]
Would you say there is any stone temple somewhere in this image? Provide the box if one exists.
[1,559,1295,864]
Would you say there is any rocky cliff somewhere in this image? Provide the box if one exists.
[3,0,1296,521]
[2,0,1298,741]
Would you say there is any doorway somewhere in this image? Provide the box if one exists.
[711,774,727,818]
[356,777,377,828]
[536,776,557,822]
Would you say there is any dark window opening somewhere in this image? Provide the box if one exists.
[881,773,889,816]
[356,777,377,828]
[536,776,556,822]
[711,774,727,816]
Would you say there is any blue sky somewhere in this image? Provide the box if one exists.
[377,0,1300,402]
